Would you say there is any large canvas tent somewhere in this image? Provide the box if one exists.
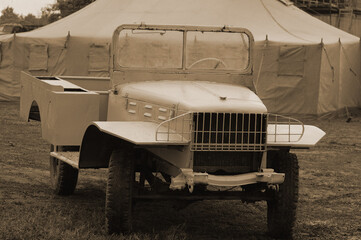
[0,0,360,115]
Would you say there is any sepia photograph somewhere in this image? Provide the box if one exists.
[0,0,360,239]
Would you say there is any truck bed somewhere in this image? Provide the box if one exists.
[20,72,110,146]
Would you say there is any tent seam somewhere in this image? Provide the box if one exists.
[255,40,268,93]
[321,44,335,83]
[259,0,314,43]
[340,42,357,77]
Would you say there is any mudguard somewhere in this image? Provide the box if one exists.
[78,121,189,168]
[267,124,326,148]
[90,121,189,145]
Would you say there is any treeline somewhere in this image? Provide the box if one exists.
[0,0,95,26]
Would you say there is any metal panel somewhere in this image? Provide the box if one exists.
[267,124,326,148]
[191,112,267,152]
[156,112,267,152]
[92,121,189,145]
[20,72,103,146]
[50,151,79,169]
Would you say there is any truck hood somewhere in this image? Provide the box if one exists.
[118,80,267,113]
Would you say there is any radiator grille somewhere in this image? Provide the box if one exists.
[191,113,267,152]
[193,151,262,173]
[155,112,304,151]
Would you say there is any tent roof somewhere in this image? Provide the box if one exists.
[19,0,361,44]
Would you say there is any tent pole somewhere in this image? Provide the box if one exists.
[65,31,71,48]
[337,38,341,113]
[321,39,335,83]
[254,35,268,94]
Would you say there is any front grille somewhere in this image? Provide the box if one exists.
[191,113,267,151]
[193,151,262,174]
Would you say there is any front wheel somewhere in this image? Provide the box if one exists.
[105,149,135,234]
[49,145,79,195]
[267,151,299,238]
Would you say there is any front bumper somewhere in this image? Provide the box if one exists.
[170,168,285,192]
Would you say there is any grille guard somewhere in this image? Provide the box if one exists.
[155,112,305,150]
[267,114,304,143]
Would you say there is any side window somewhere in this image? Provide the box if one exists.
[278,46,305,77]
[88,44,110,72]
[29,44,48,71]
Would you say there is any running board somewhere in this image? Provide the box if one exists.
[50,151,79,169]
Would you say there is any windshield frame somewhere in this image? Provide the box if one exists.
[112,24,254,74]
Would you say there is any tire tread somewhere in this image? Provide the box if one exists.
[105,150,134,234]
[50,148,78,196]
[267,151,299,238]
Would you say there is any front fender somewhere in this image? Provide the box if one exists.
[267,124,326,148]
[89,121,190,145]
[79,121,189,168]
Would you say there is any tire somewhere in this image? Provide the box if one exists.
[49,145,79,196]
[105,149,134,234]
[267,151,299,239]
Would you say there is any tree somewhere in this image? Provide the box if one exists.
[55,0,95,18]
[0,7,20,24]
[23,14,37,24]
[0,8,44,31]
[39,0,95,24]
[40,6,61,24]
[19,14,44,29]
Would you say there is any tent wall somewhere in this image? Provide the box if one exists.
[338,41,361,110]
[318,41,361,114]
[13,36,68,78]
[0,35,110,101]
[319,42,340,113]
[254,41,322,114]
[0,0,360,115]
[64,37,110,77]
[0,37,16,101]
[0,34,359,115]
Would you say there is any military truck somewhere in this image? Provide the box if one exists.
[20,24,325,238]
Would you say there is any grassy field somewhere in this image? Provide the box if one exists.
[0,101,360,240]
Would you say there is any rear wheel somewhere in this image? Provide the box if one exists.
[267,151,299,238]
[49,145,79,195]
[105,149,134,234]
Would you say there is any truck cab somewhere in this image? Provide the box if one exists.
[20,24,325,238]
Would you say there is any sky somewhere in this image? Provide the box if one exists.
[0,0,56,17]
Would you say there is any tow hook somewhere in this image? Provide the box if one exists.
[170,168,207,193]
[267,184,280,192]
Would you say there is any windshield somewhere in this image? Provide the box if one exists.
[116,28,250,71]
[186,31,249,70]
[117,30,183,69]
